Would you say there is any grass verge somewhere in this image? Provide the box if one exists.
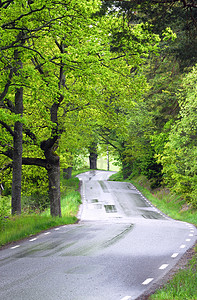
[109,172,197,300]
[0,172,85,247]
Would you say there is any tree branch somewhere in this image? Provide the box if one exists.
[22,157,47,168]
[0,69,13,101]
[0,120,15,136]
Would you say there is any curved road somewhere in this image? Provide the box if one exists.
[0,170,196,300]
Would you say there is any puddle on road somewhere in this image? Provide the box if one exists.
[90,199,98,203]
[104,205,117,213]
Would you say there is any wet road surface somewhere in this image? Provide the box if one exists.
[0,170,196,300]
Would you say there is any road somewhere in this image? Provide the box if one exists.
[0,170,196,300]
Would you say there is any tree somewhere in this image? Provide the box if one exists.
[0,0,161,216]
[157,64,197,207]
[1,0,103,216]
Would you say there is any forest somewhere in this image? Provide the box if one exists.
[0,0,197,218]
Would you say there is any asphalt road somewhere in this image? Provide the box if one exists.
[0,170,196,300]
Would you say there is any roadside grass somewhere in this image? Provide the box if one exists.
[149,247,197,300]
[0,171,86,247]
[109,172,197,300]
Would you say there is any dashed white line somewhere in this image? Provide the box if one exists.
[44,232,51,235]
[142,278,154,285]
[29,238,37,242]
[10,245,20,249]
[171,253,179,258]
[180,244,186,249]
[189,234,194,237]
[159,264,169,270]
[186,239,191,242]
[54,228,60,231]
[120,296,132,300]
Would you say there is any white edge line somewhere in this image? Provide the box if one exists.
[29,238,37,242]
[120,296,132,300]
[171,253,179,258]
[10,245,20,249]
[159,264,169,270]
[142,278,154,285]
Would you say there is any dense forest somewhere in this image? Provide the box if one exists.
[0,0,197,217]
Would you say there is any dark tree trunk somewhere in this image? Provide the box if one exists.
[47,157,61,217]
[89,153,97,169]
[41,139,61,217]
[63,167,72,179]
[12,87,23,215]
[89,142,98,169]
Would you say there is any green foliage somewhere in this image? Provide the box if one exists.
[109,172,124,182]
[158,65,197,208]
[0,196,11,231]
[0,0,161,214]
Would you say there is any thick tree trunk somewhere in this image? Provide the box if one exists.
[47,158,61,217]
[89,152,97,169]
[41,140,61,217]
[12,87,23,215]
[89,142,98,169]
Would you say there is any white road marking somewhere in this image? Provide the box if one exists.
[44,232,51,235]
[171,253,179,258]
[142,278,154,285]
[186,239,191,242]
[10,245,20,249]
[180,244,186,249]
[29,238,37,242]
[121,296,132,300]
[54,228,60,231]
[189,234,194,237]
[159,264,169,270]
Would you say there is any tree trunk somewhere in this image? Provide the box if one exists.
[12,87,23,215]
[41,141,61,217]
[89,152,98,169]
[89,142,98,169]
[63,167,72,179]
[47,158,61,217]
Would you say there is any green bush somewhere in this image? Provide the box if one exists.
[0,196,11,231]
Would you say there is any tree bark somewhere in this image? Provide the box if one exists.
[47,158,61,217]
[89,142,98,169]
[11,87,23,215]
[41,139,61,217]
